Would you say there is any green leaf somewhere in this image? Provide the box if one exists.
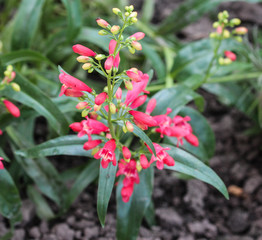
[116,167,154,240]
[151,85,204,115]
[97,150,119,227]
[16,135,101,158]
[164,144,229,199]
[11,0,46,50]
[1,71,68,135]
[0,50,56,70]
[27,186,55,220]
[64,160,99,210]
[61,0,82,41]
[141,0,155,23]
[116,121,156,156]
[0,169,22,219]
[142,43,166,82]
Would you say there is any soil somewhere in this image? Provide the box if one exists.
[1,1,262,240]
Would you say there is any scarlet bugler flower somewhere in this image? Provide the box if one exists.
[94,139,117,168]
[129,110,157,130]
[59,71,92,96]
[130,95,147,109]
[72,44,96,57]
[83,139,102,151]
[0,157,4,170]
[146,98,157,115]
[3,99,20,118]
[147,143,175,170]
[224,51,237,61]
[95,92,108,106]
[116,159,140,202]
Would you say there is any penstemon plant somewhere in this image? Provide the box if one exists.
[57,5,228,238]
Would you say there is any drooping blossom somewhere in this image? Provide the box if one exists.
[104,40,120,71]
[116,159,140,202]
[129,110,157,130]
[3,100,20,118]
[59,71,92,96]
[224,51,236,61]
[126,68,148,83]
[130,95,147,109]
[146,98,157,115]
[83,139,102,151]
[64,89,84,97]
[122,146,131,160]
[129,32,145,51]
[69,117,109,140]
[115,87,122,100]
[147,143,175,170]
[140,154,150,169]
[0,157,4,170]
[0,129,3,135]
[94,139,117,168]
[96,18,109,28]
[72,44,96,57]
[95,92,108,106]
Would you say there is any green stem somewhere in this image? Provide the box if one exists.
[107,72,116,139]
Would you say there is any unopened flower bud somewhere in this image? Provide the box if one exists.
[209,32,217,38]
[122,125,127,133]
[11,83,20,92]
[224,50,236,61]
[88,68,94,73]
[235,27,248,35]
[130,11,137,18]
[218,12,223,20]
[125,80,133,90]
[213,22,219,28]
[82,63,92,70]
[115,87,122,100]
[129,5,134,11]
[112,8,121,15]
[95,54,106,61]
[91,147,100,155]
[131,41,142,51]
[136,161,142,172]
[94,104,102,112]
[231,18,241,26]
[109,103,116,114]
[81,108,89,117]
[76,102,89,109]
[104,86,108,93]
[223,29,230,38]
[128,46,135,54]
[77,56,90,63]
[111,25,120,35]
[125,12,130,17]
[218,57,225,65]
[235,36,243,42]
[126,121,134,132]
[96,18,109,28]
[224,58,232,65]
[7,65,13,72]
[98,30,108,35]
[122,146,131,160]
[131,17,137,23]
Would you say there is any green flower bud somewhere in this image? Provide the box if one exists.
[98,30,108,35]
[11,83,20,92]
[95,54,106,61]
[125,12,130,17]
[7,65,13,72]
[230,18,241,26]
[109,103,116,114]
[112,8,121,15]
[77,56,90,63]
[81,108,89,117]
[128,46,135,54]
[213,22,219,28]
[122,125,127,133]
[82,63,92,70]
[88,68,94,73]
[111,25,120,35]
[209,32,217,39]
[131,17,137,23]
[224,58,232,65]
[223,30,230,38]
[235,36,243,42]
[218,57,224,65]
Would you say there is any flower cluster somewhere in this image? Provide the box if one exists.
[0,65,21,167]
[210,10,248,65]
[58,6,199,202]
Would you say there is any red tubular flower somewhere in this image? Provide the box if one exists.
[140,154,150,169]
[96,18,109,28]
[130,95,147,109]
[126,68,143,82]
[59,71,92,96]
[224,51,237,61]
[147,143,175,170]
[0,129,3,135]
[131,41,142,51]
[64,89,84,97]
[104,56,114,72]
[185,133,199,147]
[129,32,145,41]
[95,92,108,106]
[72,44,96,57]
[129,110,157,130]
[69,122,82,132]
[115,87,122,100]
[3,71,16,83]
[108,40,121,69]
[146,98,157,115]
[3,100,20,118]
[76,102,90,110]
[94,139,117,168]
[83,139,102,151]
[116,159,140,202]
[122,146,131,160]
[0,157,4,170]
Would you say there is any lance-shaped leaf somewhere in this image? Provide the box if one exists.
[97,149,119,227]
[151,85,204,115]
[0,169,22,219]
[11,0,46,50]
[61,0,82,41]
[116,167,154,240]
[163,144,229,199]
[1,71,68,135]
